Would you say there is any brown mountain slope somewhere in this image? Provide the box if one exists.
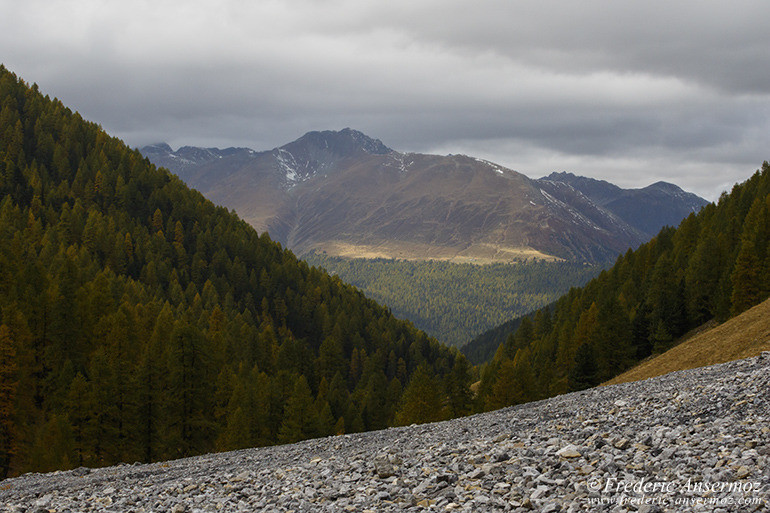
[605,297,770,385]
[270,153,600,262]
[142,129,706,264]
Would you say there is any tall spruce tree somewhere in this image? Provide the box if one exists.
[394,364,445,426]
[278,376,318,444]
[567,343,599,392]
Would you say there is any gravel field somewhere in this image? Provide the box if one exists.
[2,353,769,512]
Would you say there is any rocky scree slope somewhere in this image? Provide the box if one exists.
[2,355,768,512]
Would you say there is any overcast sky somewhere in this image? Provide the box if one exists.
[3,0,770,200]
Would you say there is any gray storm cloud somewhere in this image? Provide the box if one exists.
[2,0,769,200]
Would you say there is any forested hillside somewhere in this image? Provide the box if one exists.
[461,311,532,365]
[304,254,599,347]
[0,67,472,478]
[479,162,770,409]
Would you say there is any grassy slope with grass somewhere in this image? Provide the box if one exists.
[605,297,770,385]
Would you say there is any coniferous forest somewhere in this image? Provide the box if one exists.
[0,67,473,477]
[478,161,770,409]
[304,254,599,347]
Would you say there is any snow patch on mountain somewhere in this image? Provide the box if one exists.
[275,148,301,184]
[383,152,413,173]
[540,188,605,232]
[470,156,508,175]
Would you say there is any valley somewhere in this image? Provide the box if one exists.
[4,1,770,509]
[143,130,708,348]
[2,65,769,496]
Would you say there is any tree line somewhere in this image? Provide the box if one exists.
[4,63,765,480]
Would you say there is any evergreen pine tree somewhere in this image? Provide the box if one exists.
[393,365,444,426]
[567,343,599,392]
[64,373,91,468]
[445,355,473,418]
[28,414,76,473]
[219,406,250,451]
[277,375,318,444]
[0,325,17,478]
[315,401,335,437]
[486,360,520,410]
[731,239,762,315]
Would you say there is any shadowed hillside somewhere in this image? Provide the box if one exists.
[605,297,770,385]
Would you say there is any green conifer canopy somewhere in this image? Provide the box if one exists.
[0,66,471,477]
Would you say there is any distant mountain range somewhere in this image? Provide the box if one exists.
[142,129,708,264]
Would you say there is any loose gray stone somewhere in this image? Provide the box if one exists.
[557,444,582,458]
[613,438,630,450]
[374,454,397,479]
[1,355,768,512]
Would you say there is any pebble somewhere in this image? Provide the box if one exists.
[1,355,769,512]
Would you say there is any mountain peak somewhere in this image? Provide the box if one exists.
[544,171,578,181]
[286,128,392,156]
[140,131,708,263]
[274,128,392,185]
[542,171,621,193]
[141,142,173,155]
[644,181,684,194]
[340,127,392,155]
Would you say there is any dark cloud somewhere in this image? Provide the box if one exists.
[2,0,769,200]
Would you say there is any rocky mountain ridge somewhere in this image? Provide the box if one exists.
[543,171,709,238]
[142,131,708,264]
[3,354,768,512]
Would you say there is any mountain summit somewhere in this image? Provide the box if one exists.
[272,128,392,185]
[284,128,392,157]
[143,130,708,264]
